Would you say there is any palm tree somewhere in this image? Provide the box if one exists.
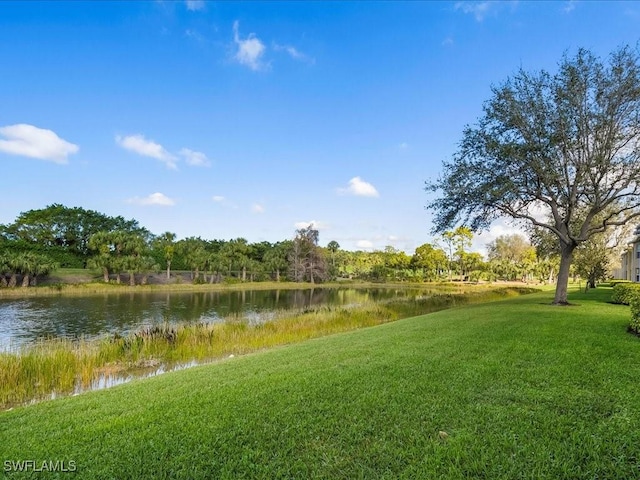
[28,254,57,286]
[120,233,147,286]
[88,231,115,282]
[205,252,224,284]
[6,252,23,287]
[3,251,58,287]
[327,240,340,267]
[263,241,291,282]
[20,253,36,287]
[0,253,11,287]
[154,232,176,280]
[139,256,160,285]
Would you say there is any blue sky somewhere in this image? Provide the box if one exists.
[1,1,639,254]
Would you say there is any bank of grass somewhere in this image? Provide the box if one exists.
[0,286,533,409]
[2,286,639,478]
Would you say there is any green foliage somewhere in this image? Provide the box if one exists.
[611,283,640,305]
[87,230,151,285]
[628,291,640,334]
[573,232,614,289]
[411,243,448,280]
[222,276,242,285]
[0,248,58,287]
[487,234,537,281]
[1,204,146,265]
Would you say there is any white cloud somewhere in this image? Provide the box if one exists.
[212,195,238,209]
[185,29,206,43]
[0,124,78,164]
[563,0,577,13]
[127,192,176,206]
[337,177,380,197]
[398,142,409,150]
[273,43,315,64]
[233,21,267,71]
[179,148,211,167]
[185,0,205,11]
[454,1,493,21]
[251,203,265,214]
[294,220,329,231]
[116,134,177,170]
[442,36,454,47]
[356,240,374,250]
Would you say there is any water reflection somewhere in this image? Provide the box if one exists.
[0,287,432,350]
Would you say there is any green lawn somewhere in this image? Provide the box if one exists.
[2,287,640,479]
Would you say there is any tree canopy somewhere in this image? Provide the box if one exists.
[427,46,640,304]
[0,204,146,267]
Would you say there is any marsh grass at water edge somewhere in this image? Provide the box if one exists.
[0,286,534,409]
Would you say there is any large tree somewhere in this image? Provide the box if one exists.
[1,204,145,266]
[289,225,328,283]
[411,243,448,281]
[427,46,640,304]
[487,234,537,281]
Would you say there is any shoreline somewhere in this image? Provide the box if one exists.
[0,275,510,299]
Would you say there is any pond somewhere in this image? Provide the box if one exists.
[0,287,439,350]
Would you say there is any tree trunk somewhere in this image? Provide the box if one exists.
[275,269,280,282]
[166,261,171,280]
[21,274,30,287]
[102,267,109,283]
[129,272,136,286]
[8,274,17,288]
[553,243,575,305]
[242,266,246,282]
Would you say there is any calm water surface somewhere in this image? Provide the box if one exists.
[0,287,434,350]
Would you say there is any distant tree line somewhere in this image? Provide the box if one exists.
[0,204,618,287]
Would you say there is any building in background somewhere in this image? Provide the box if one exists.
[618,226,640,282]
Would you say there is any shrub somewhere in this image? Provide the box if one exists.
[611,283,640,305]
[222,277,242,285]
[629,291,640,335]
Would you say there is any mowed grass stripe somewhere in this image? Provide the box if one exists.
[1,287,640,479]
